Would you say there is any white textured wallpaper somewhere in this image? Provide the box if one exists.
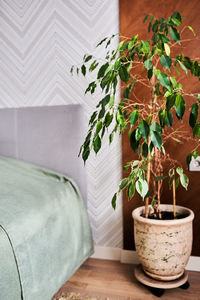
[0,0,122,247]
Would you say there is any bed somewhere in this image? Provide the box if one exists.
[0,105,94,300]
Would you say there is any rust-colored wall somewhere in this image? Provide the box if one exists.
[120,0,200,256]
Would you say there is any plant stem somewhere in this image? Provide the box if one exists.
[145,146,151,218]
[157,150,161,210]
[144,65,157,218]
[172,168,176,218]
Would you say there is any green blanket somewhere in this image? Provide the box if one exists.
[0,156,93,300]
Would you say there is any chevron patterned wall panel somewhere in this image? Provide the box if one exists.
[0,0,122,247]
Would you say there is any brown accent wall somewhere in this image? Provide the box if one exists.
[120,0,200,256]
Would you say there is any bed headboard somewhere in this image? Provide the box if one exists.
[0,105,87,205]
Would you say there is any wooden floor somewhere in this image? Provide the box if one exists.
[54,258,200,300]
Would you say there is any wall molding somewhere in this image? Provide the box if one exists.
[92,246,200,272]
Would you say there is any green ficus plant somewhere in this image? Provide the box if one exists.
[71,11,200,219]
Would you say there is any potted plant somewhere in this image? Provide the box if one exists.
[71,12,199,281]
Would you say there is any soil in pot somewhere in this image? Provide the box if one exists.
[141,211,189,220]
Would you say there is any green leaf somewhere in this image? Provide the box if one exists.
[136,179,148,199]
[114,60,121,71]
[96,37,107,47]
[138,120,149,141]
[150,122,162,133]
[127,183,135,199]
[169,174,175,187]
[152,20,159,32]
[180,174,189,190]
[170,77,178,88]
[128,40,136,51]
[81,64,86,76]
[178,60,188,74]
[142,142,148,158]
[89,60,99,72]
[135,128,142,141]
[161,145,166,155]
[189,102,199,128]
[132,160,140,167]
[150,131,162,149]
[84,55,92,62]
[154,69,172,91]
[147,69,153,80]
[164,43,170,56]
[95,121,102,134]
[89,111,97,124]
[116,41,124,53]
[188,25,196,36]
[97,62,109,79]
[101,94,110,106]
[159,109,173,127]
[119,42,129,54]
[169,168,174,176]
[123,84,132,99]
[143,14,149,23]
[84,131,92,147]
[164,91,172,98]
[109,95,115,108]
[186,153,192,169]
[183,57,193,70]
[176,166,183,176]
[100,71,111,90]
[82,146,90,163]
[193,150,199,159]
[85,81,96,94]
[151,198,156,208]
[193,60,200,76]
[144,59,153,71]
[119,178,129,190]
[129,110,139,127]
[93,135,101,153]
[166,110,173,127]
[116,110,125,127]
[98,106,105,119]
[119,66,130,83]
[169,27,180,43]
[160,55,172,70]
[145,115,152,125]
[109,133,114,144]
[193,123,200,138]
[70,65,74,74]
[130,130,139,152]
[175,94,186,119]
[148,16,154,32]
[141,40,150,53]
[175,177,180,189]
[154,176,167,181]
[170,11,182,26]
[104,112,113,127]
[112,193,117,210]
[166,95,176,110]
[154,83,161,96]
[161,34,170,43]
[101,126,105,138]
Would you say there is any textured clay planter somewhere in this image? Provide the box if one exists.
[132,205,194,281]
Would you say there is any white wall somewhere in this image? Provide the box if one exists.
[0,0,122,247]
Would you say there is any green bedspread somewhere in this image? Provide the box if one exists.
[0,156,93,300]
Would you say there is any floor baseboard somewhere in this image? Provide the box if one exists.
[92,246,200,272]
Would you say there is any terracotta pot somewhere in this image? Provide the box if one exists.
[132,205,194,281]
